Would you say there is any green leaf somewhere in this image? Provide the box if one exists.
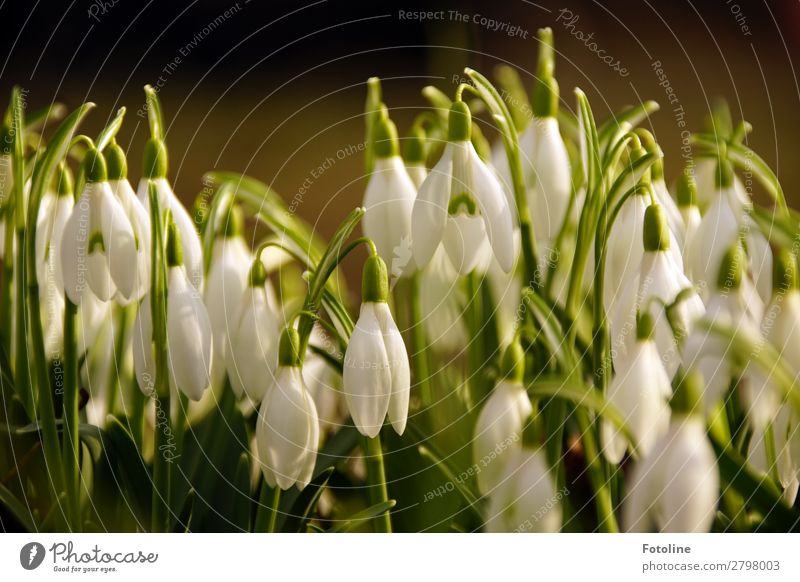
[597,101,659,151]
[95,107,126,151]
[282,466,335,532]
[417,445,485,521]
[0,480,36,531]
[329,500,397,533]
[574,88,601,196]
[710,433,800,531]
[144,85,164,139]
[24,103,66,132]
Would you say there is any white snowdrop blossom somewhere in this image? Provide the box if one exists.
[256,327,319,491]
[473,343,532,495]
[132,222,213,401]
[412,101,515,276]
[623,370,719,532]
[362,108,417,279]
[225,259,280,403]
[343,255,410,437]
[602,313,671,463]
[60,149,138,304]
[137,138,204,290]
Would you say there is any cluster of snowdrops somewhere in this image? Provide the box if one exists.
[1,28,799,533]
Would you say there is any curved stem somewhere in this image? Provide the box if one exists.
[267,487,282,533]
[363,435,392,532]
[409,273,432,406]
[61,298,80,531]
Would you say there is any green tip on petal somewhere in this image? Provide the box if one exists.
[362,254,389,303]
[717,244,744,291]
[671,368,704,416]
[676,169,697,207]
[220,204,244,238]
[372,106,400,159]
[448,100,472,142]
[278,326,302,367]
[402,125,427,164]
[500,340,525,384]
[105,141,128,180]
[773,248,798,293]
[53,163,74,197]
[248,258,268,288]
[143,137,168,179]
[636,310,655,341]
[166,219,183,267]
[82,148,107,183]
[643,204,670,252]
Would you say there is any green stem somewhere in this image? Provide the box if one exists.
[575,408,618,532]
[105,303,131,416]
[363,434,392,532]
[61,298,80,531]
[267,486,281,533]
[0,208,13,353]
[14,223,33,417]
[408,273,432,406]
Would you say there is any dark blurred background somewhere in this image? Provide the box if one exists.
[1,0,798,241]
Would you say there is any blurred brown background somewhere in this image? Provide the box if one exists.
[1,0,798,246]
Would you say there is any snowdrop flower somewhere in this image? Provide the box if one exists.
[689,159,744,296]
[225,258,280,403]
[37,164,73,359]
[604,181,683,317]
[683,245,761,413]
[611,205,705,376]
[205,205,252,386]
[132,220,213,401]
[412,100,515,276]
[362,107,417,279]
[343,255,410,437]
[602,312,671,463]
[485,422,562,533]
[255,326,319,491]
[473,342,532,495]
[105,142,151,302]
[693,156,750,215]
[137,138,204,290]
[676,171,702,279]
[60,148,138,304]
[623,370,719,532]
[741,250,800,431]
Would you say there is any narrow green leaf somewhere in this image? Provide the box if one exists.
[95,107,126,151]
[0,481,36,531]
[329,500,397,533]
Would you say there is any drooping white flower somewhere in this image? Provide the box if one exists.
[256,327,319,491]
[132,221,213,401]
[623,370,719,532]
[343,255,410,437]
[676,171,702,279]
[693,156,751,215]
[683,244,762,413]
[225,259,280,403]
[602,312,671,463]
[610,205,704,376]
[205,206,252,387]
[105,142,151,303]
[473,342,532,495]
[740,250,800,431]
[519,117,571,247]
[60,148,138,304]
[485,446,562,533]
[363,108,417,279]
[689,160,745,296]
[137,138,204,290]
[412,101,515,276]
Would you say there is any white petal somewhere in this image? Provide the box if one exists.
[167,267,213,401]
[442,213,488,276]
[468,144,515,272]
[473,381,531,495]
[362,156,417,278]
[110,179,151,299]
[60,189,92,305]
[372,302,410,435]
[343,303,391,437]
[98,183,138,300]
[412,145,452,269]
